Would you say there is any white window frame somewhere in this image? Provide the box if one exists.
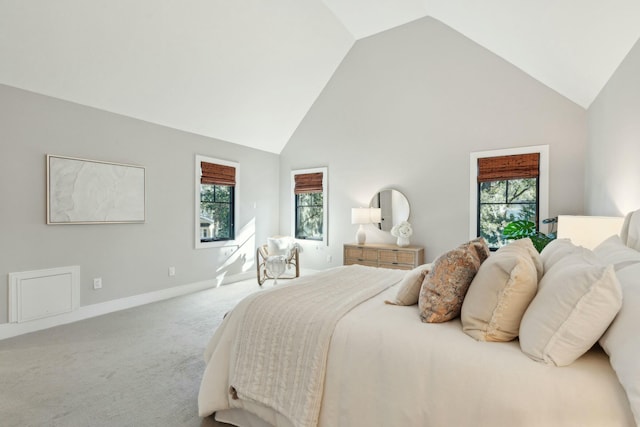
[195,155,239,249]
[469,145,549,240]
[291,167,328,246]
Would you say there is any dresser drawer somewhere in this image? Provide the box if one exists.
[345,259,378,268]
[378,249,416,265]
[344,247,378,262]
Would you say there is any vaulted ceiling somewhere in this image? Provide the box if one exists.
[1,1,639,154]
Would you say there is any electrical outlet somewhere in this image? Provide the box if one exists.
[168,266,176,277]
[326,255,332,263]
[93,277,102,290]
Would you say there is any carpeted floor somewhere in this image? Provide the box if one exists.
[0,276,270,427]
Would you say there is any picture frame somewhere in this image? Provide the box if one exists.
[47,155,146,224]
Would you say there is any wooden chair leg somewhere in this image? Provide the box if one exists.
[256,248,266,286]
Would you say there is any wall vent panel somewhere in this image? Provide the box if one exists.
[9,266,80,323]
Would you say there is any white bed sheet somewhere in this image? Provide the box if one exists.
[200,283,635,427]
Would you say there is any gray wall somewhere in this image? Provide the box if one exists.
[280,17,587,269]
[586,38,640,216]
[0,85,280,324]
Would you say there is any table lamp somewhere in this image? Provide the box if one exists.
[352,207,382,245]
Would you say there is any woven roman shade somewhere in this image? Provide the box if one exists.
[201,162,236,186]
[294,172,323,194]
[478,153,539,183]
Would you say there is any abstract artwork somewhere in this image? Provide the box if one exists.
[47,155,146,224]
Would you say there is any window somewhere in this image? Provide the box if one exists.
[469,146,549,250]
[291,168,328,245]
[195,155,238,248]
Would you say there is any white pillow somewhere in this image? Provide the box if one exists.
[461,239,538,342]
[599,264,640,425]
[620,209,640,251]
[385,263,432,306]
[539,238,583,272]
[519,247,622,366]
[594,234,640,270]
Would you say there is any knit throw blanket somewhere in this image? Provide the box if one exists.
[228,265,404,427]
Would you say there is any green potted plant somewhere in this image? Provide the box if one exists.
[502,217,557,253]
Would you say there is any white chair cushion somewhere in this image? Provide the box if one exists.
[267,236,293,256]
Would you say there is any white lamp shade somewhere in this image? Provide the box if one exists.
[369,208,382,224]
[352,208,372,224]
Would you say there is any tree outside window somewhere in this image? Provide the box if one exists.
[200,184,234,241]
[295,191,323,240]
[478,178,538,249]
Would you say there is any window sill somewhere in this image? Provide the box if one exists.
[196,239,237,249]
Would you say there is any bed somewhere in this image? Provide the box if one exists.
[198,213,640,427]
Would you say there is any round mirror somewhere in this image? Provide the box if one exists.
[369,189,410,232]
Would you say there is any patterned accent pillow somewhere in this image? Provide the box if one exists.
[419,238,490,323]
[468,237,491,264]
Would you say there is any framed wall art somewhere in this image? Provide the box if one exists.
[47,155,146,224]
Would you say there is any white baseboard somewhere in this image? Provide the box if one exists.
[0,271,253,341]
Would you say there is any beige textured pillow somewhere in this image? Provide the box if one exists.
[599,264,640,424]
[519,249,622,366]
[461,238,538,342]
[419,238,489,323]
[509,238,543,281]
[385,263,432,306]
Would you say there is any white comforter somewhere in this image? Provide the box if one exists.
[198,266,635,427]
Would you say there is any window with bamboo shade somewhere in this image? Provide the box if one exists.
[477,153,540,250]
[196,155,238,247]
[292,168,327,243]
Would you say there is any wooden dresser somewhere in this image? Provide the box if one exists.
[343,243,425,270]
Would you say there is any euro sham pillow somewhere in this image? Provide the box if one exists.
[385,263,432,306]
[461,238,539,342]
[519,246,622,366]
[419,238,489,323]
[539,238,582,272]
[593,234,640,270]
[599,263,640,425]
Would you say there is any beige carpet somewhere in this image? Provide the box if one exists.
[0,276,271,427]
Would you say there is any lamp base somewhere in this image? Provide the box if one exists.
[355,224,366,245]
